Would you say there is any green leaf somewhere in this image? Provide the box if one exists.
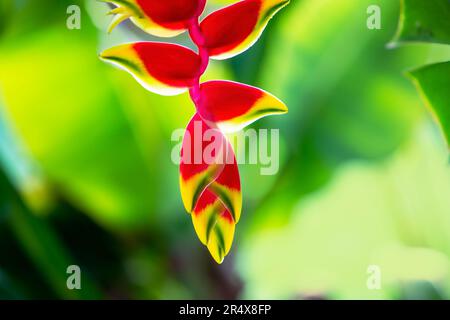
[408,61,450,148]
[392,0,450,45]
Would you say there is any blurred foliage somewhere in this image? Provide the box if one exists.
[0,0,449,299]
[242,0,433,226]
[390,0,450,150]
[237,127,450,299]
[391,0,450,45]
[409,62,450,147]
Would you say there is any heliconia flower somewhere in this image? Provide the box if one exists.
[180,114,242,263]
[100,42,201,96]
[103,0,206,37]
[198,80,288,133]
[100,0,288,263]
[200,0,290,60]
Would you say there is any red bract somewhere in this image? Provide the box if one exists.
[104,0,206,37]
[198,80,288,132]
[179,113,226,214]
[100,42,201,96]
[201,0,290,59]
[136,0,202,28]
[100,0,289,263]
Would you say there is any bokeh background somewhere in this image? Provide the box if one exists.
[1,0,450,299]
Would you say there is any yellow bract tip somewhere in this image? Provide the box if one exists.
[107,13,131,33]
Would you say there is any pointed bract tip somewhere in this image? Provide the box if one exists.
[211,253,224,264]
[107,13,130,33]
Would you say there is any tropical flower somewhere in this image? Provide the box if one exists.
[100,0,289,263]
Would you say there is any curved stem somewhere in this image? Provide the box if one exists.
[188,11,209,114]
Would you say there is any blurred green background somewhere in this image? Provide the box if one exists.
[1,0,450,299]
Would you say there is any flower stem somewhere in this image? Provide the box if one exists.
[188,7,209,115]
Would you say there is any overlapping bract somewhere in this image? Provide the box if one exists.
[180,114,242,263]
[193,189,236,263]
[103,0,206,37]
[100,0,289,263]
[179,113,227,214]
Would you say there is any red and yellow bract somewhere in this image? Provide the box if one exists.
[201,0,290,59]
[100,0,289,263]
[101,42,201,96]
[199,80,288,133]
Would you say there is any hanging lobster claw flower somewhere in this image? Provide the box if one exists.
[103,0,207,37]
[100,42,201,96]
[198,80,288,133]
[200,0,290,60]
[180,114,242,263]
[99,0,289,265]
